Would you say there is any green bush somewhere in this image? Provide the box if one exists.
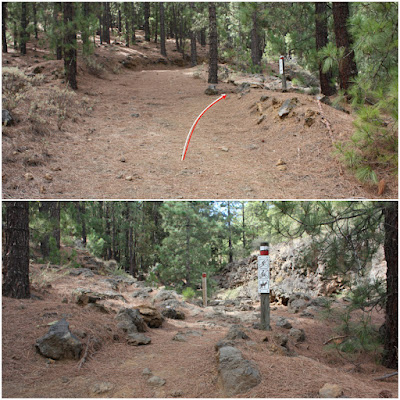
[182,287,196,300]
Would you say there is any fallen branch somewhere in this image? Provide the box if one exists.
[323,335,349,345]
[373,371,398,381]
[77,335,92,370]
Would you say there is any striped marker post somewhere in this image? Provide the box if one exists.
[202,273,207,307]
[258,242,271,330]
[279,55,287,92]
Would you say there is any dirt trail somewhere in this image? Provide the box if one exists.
[2,35,397,199]
[2,256,398,398]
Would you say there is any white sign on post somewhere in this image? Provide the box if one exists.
[258,255,270,293]
[279,56,284,75]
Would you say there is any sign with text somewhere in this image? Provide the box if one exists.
[258,255,270,293]
[279,56,284,75]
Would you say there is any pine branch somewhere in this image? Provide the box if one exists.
[373,371,398,381]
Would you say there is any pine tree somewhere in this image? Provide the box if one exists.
[208,2,218,84]
[2,2,7,53]
[63,2,78,90]
[159,2,167,57]
[3,202,30,299]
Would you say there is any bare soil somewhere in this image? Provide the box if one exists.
[2,249,398,398]
[2,32,397,199]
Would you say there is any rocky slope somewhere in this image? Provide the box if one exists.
[214,237,387,305]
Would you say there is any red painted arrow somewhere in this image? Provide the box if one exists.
[181,93,227,161]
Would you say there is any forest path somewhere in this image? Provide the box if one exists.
[44,65,379,200]
[3,48,396,199]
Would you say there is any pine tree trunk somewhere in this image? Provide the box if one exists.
[20,2,27,54]
[123,3,129,47]
[51,202,61,251]
[63,2,78,90]
[2,2,7,53]
[185,216,191,285]
[82,3,90,50]
[208,2,218,84]
[242,202,246,250]
[118,8,122,34]
[105,203,112,260]
[160,2,167,57]
[382,202,398,369]
[190,31,197,66]
[13,20,17,50]
[54,3,62,60]
[144,3,150,42]
[315,2,336,96]
[250,8,261,72]
[154,5,158,43]
[200,28,206,46]
[3,202,30,299]
[332,2,357,92]
[78,201,87,246]
[172,4,180,52]
[39,202,51,258]
[131,3,136,43]
[33,3,38,39]
[228,202,233,263]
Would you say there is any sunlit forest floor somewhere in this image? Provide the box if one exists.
[2,31,397,199]
[2,247,397,398]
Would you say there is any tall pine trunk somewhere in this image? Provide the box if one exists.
[131,3,136,43]
[2,2,7,53]
[63,2,77,90]
[144,3,150,42]
[208,2,218,84]
[20,2,27,54]
[3,202,30,299]
[332,2,357,92]
[315,2,336,96]
[250,7,261,72]
[228,202,233,263]
[382,202,398,369]
[33,3,38,39]
[160,2,167,57]
[123,3,130,47]
[54,3,63,60]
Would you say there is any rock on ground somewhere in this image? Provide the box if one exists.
[147,375,166,387]
[161,307,185,320]
[115,307,147,334]
[89,382,115,395]
[217,346,261,396]
[289,328,306,343]
[35,319,82,360]
[136,305,163,328]
[127,333,151,346]
[276,317,292,329]
[319,383,344,398]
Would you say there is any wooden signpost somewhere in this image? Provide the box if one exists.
[258,242,271,330]
[279,55,287,92]
[202,273,207,307]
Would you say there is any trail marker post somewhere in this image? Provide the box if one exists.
[279,56,287,92]
[258,242,271,330]
[202,273,207,307]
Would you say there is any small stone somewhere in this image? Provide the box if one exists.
[172,333,187,342]
[40,186,46,194]
[120,157,126,163]
[62,297,68,304]
[171,390,184,397]
[379,390,393,398]
[131,113,140,118]
[319,383,343,398]
[220,147,229,152]
[127,332,151,346]
[90,382,115,395]
[277,165,287,171]
[125,176,133,181]
[204,85,218,95]
[61,377,69,383]
[273,332,288,347]
[260,95,269,102]
[257,115,266,125]
[276,317,292,329]
[147,375,166,387]
[142,368,152,376]
[276,158,286,166]
[44,173,53,181]
[51,166,62,171]
[2,109,14,126]
[24,173,34,181]
[289,328,306,343]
